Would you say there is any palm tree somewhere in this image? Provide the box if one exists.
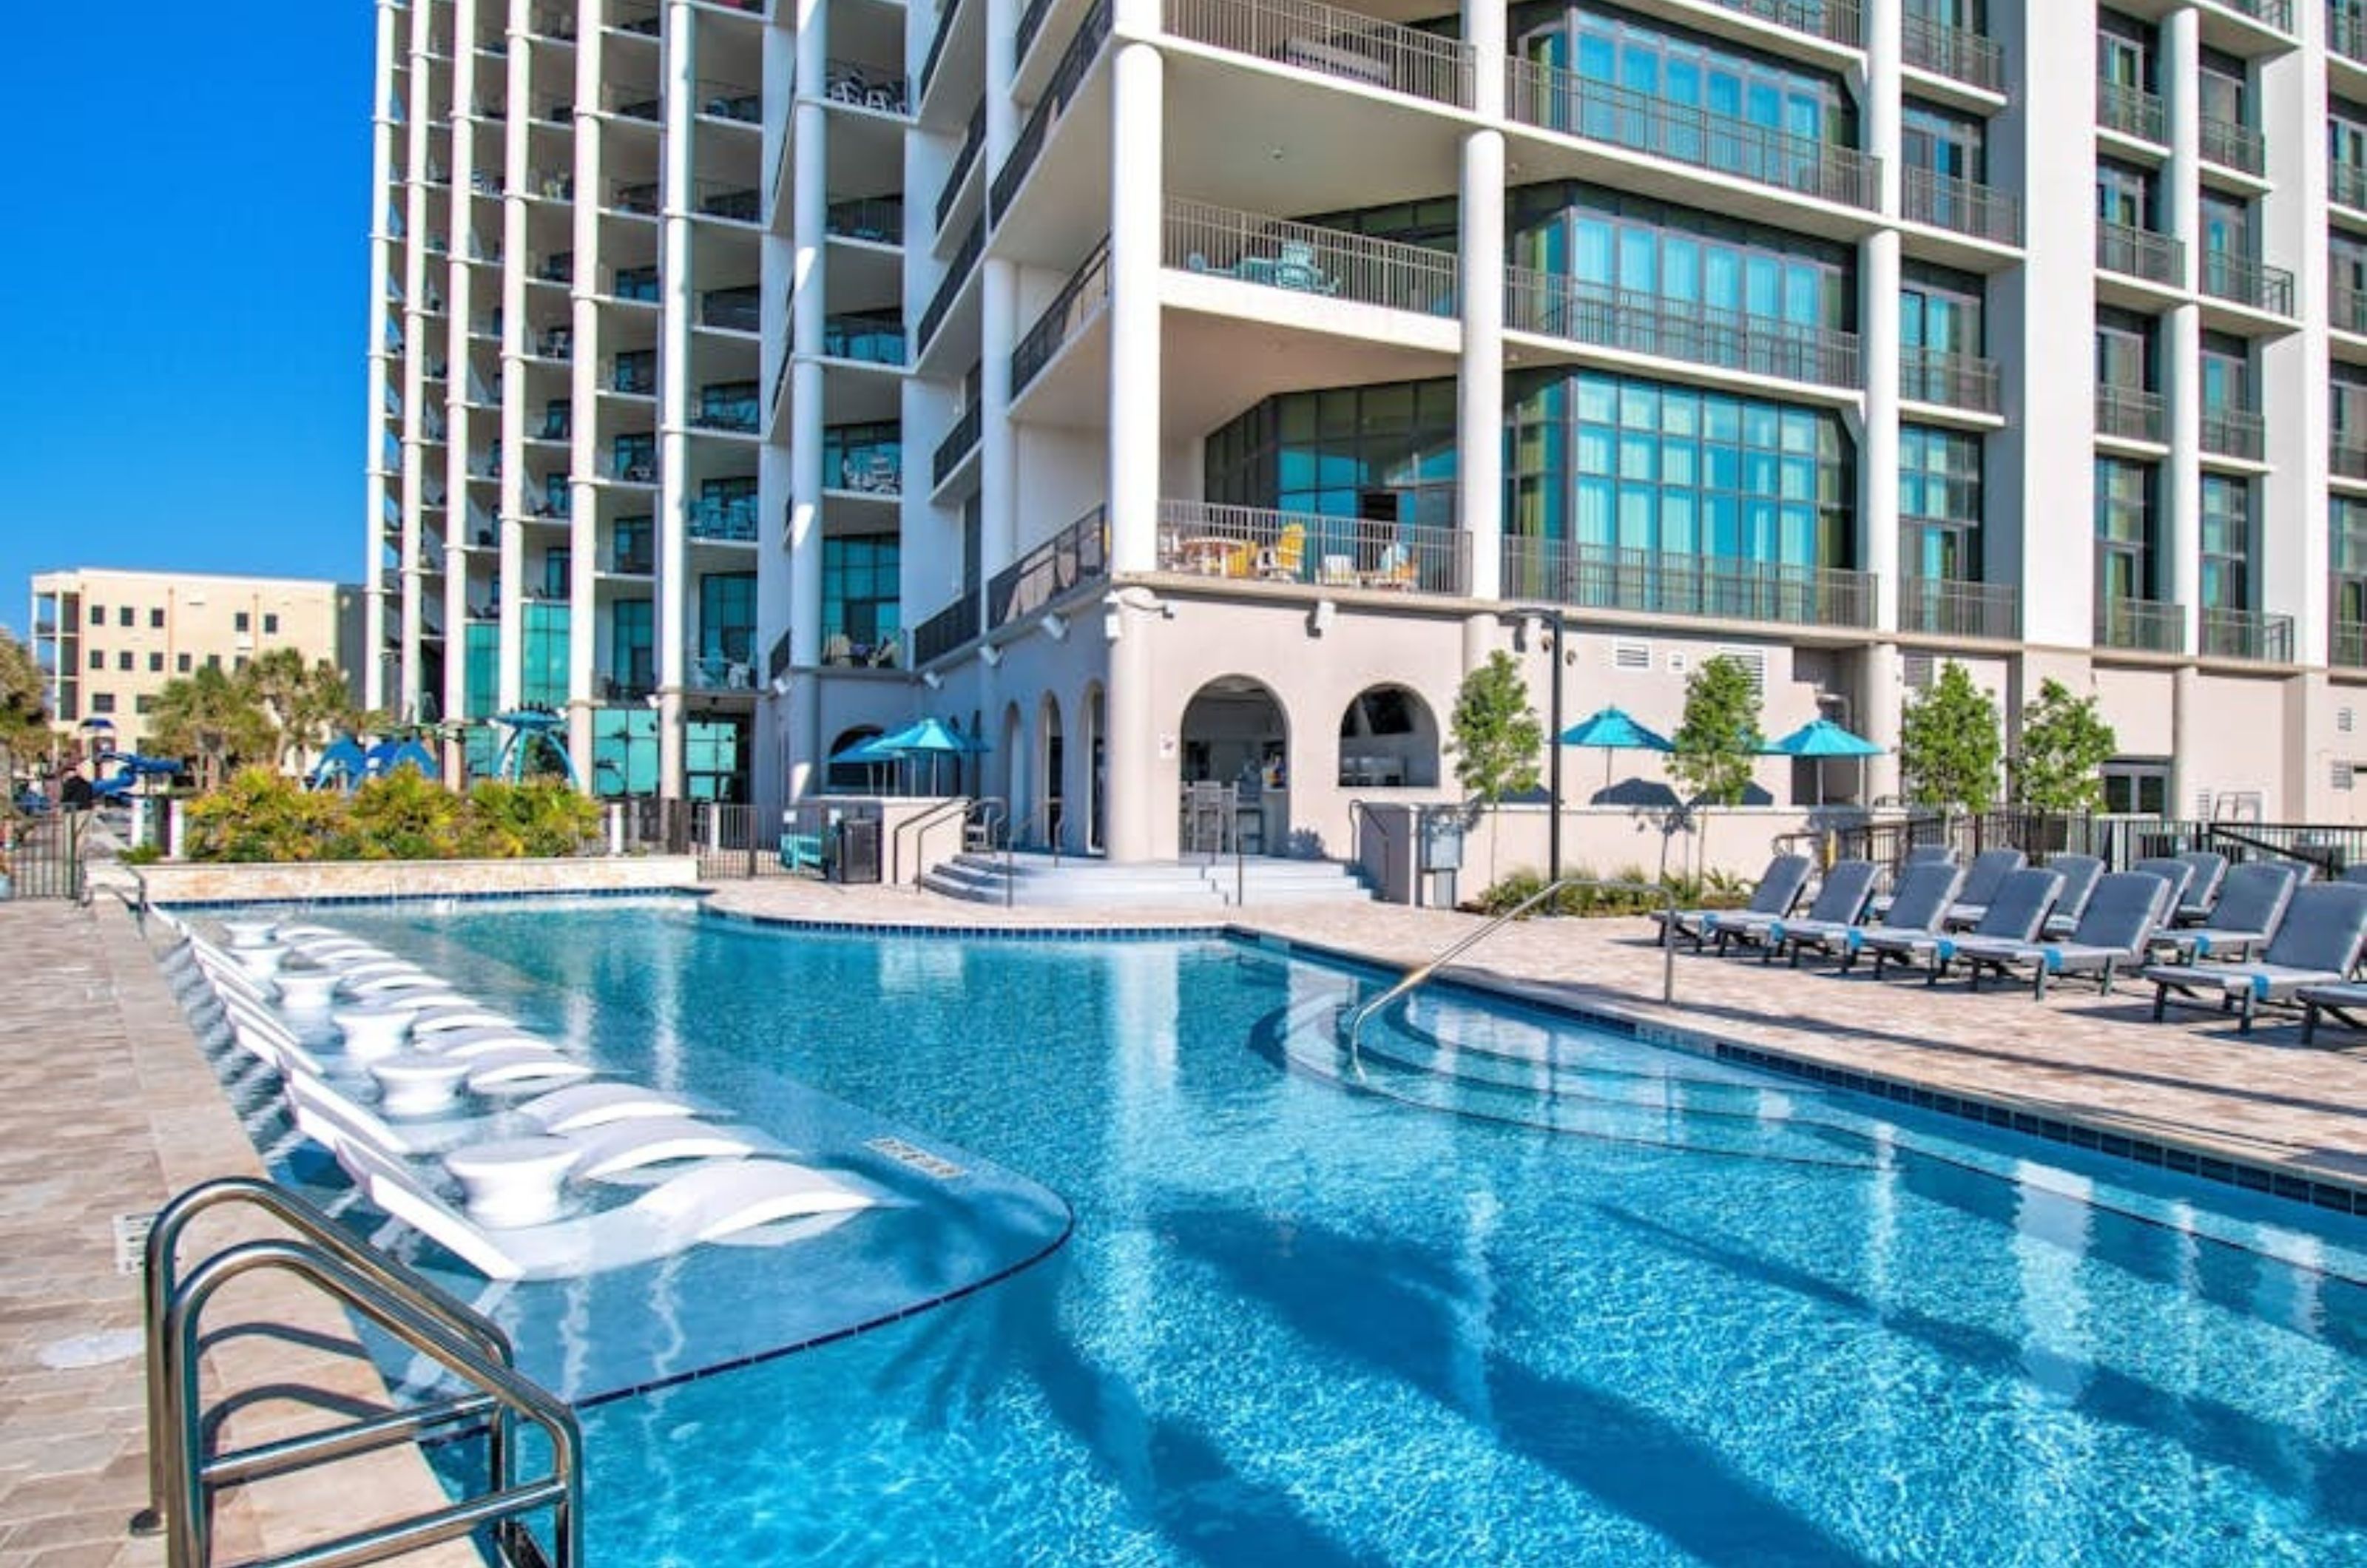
[146,665,275,792]
[0,629,50,803]
[239,649,365,771]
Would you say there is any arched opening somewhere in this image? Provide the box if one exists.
[1337,684,1440,788]
[1033,694,1064,848]
[1081,683,1107,854]
[1180,676,1289,855]
[999,701,1027,828]
[824,726,885,791]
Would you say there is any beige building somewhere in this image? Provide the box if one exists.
[27,570,362,759]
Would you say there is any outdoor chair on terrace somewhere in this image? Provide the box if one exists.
[2297,981,2367,1044]
[1702,859,1877,957]
[1774,860,1962,970]
[2130,857,2197,919]
[2036,854,2107,938]
[2171,851,2229,925]
[1652,854,1812,952]
[2144,881,2367,1031]
[1937,848,2030,928]
[1935,871,2170,998]
[1864,867,2061,981]
[2147,862,2299,964]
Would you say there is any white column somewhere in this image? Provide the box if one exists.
[785,13,831,799]
[1104,597,1157,860]
[444,0,482,761]
[1459,129,1505,601]
[1104,42,1164,573]
[399,5,436,720]
[363,0,402,714]
[496,0,533,712]
[2163,7,2203,813]
[657,0,699,800]
[567,6,604,778]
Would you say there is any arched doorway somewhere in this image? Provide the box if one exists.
[1180,677,1290,855]
[1081,683,1107,854]
[999,701,1027,831]
[1337,684,1441,788]
[823,726,884,792]
[1033,694,1064,849]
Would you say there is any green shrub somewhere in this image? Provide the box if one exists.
[182,767,603,863]
[1468,863,1732,919]
[119,843,163,867]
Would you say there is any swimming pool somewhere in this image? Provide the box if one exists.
[250,901,2366,1565]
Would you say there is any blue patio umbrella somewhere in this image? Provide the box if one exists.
[1763,717,1883,805]
[1559,705,1675,795]
[874,717,980,794]
[829,730,899,791]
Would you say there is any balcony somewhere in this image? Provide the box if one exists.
[1899,346,2001,413]
[1508,63,1880,210]
[1502,537,1877,629]
[828,196,905,245]
[2209,0,2290,30]
[911,590,982,665]
[993,506,1111,632]
[611,266,661,304]
[693,383,761,434]
[1902,14,2004,94]
[2095,595,2185,654]
[1901,166,2020,246]
[2200,251,2295,316]
[612,355,656,396]
[2200,117,2266,178]
[2335,163,2367,212]
[606,87,662,123]
[2335,285,2367,336]
[2340,8,2367,67]
[687,495,759,542]
[1697,0,1858,47]
[2096,221,2184,287]
[2334,436,2367,481]
[1505,267,1861,388]
[1166,197,1459,316]
[1013,242,1110,393]
[932,402,982,487]
[2334,618,2367,669]
[1166,0,1476,108]
[610,541,654,575]
[1900,577,2019,640]
[699,81,762,124]
[936,104,985,234]
[823,311,908,365]
[991,0,1109,217]
[697,183,762,224]
[2200,606,2295,662]
[918,0,968,105]
[824,61,907,116]
[1156,501,1465,595]
[610,442,658,484]
[700,285,760,333]
[2201,406,2266,462]
[916,214,985,352]
[1015,0,1056,67]
[2097,80,2166,144]
[2096,385,2166,444]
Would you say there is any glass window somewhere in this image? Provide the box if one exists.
[149,608,164,629]
[90,692,115,714]
[819,539,899,658]
[263,613,280,635]
[521,602,570,707]
[1902,101,1985,182]
[176,653,192,673]
[2098,13,2154,92]
[118,606,134,627]
[698,572,758,663]
[234,611,250,632]
[147,652,163,673]
[2095,456,2157,601]
[2097,162,2154,229]
[2334,498,2367,630]
[118,651,132,671]
[2200,476,2251,613]
[2198,49,2246,129]
[2200,334,2250,414]
[2096,309,2154,390]
[87,649,103,671]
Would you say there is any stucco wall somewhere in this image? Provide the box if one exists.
[139,854,703,906]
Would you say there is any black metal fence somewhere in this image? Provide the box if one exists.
[1775,810,2367,882]
[4,808,86,901]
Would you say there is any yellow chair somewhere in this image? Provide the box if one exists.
[1258,522,1306,581]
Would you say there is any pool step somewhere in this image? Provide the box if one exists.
[922,852,1372,908]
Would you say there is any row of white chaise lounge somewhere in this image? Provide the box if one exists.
[155,911,879,1280]
[1664,847,2367,1032]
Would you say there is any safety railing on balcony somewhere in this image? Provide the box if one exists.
[530,169,574,201]
[1902,14,2004,92]
[1899,345,2001,413]
[1901,166,2020,245]
[604,85,663,121]
[916,214,985,351]
[1166,0,1476,108]
[2337,285,2367,336]
[1506,266,1861,388]
[825,60,909,115]
[912,589,983,664]
[1013,239,1110,392]
[2096,220,2184,285]
[2096,595,2185,653]
[701,285,761,332]
[1166,197,1459,316]
[828,195,906,243]
[694,384,762,433]
[2334,617,2367,669]
[1158,501,1467,595]
[769,629,794,681]
[688,494,760,541]
[2337,162,2367,212]
[2201,405,2266,462]
[933,402,983,487]
[1900,576,2019,639]
[611,265,662,303]
[1698,0,1859,46]
[2339,7,2367,67]
[536,3,582,39]
[611,180,660,215]
[2200,251,2295,315]
[992,504,1111,630]
[936,104,987,233]
[1015,0,1058,66]
[2201,606,2295,661]
[1508,62,1880,209]
[919,0,969,105]
[2211,0,2291,30]
[824,310,908,364]
[698,181,762,223]
[2096,385,2166,443]
[992,0,1109,217]
[2334,436,2367,481]
[2097,80,2166,143]
[2201,116,2266,177]
[699,79,763,122]
[1508,537,1875,627]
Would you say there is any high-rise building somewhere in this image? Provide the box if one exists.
[371,0,2367,852]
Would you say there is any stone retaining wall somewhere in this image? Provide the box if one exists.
[136,854,703,906]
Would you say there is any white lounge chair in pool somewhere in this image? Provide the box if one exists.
[519,1081,700,1132]
[1703,860,1877,957]
[408,1004,521,1034]
[459,1047,596,1091]
[1772,860,1964,970]
[341,968,451,997]
[1932,871,2170,998]
[1652,854,1813,951]
[2147,862,2299,964]
[1868,867,2061,980]
[334,1138,872,1281]
[2144,882,2367,1030]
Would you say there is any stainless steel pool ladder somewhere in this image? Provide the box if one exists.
[1342,878,1678,1066]
[132,1177,583,1568]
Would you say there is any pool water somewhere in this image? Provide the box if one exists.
[303,903,2367,1567]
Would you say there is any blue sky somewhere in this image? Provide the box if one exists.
[1,4,374,636]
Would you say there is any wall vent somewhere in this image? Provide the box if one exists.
[1715,646,1768,701]
[2340,707,2356,734]
[1902,652,1935,689]
[1612,639,1651,672]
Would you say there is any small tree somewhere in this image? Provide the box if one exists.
[1668,655,1763,808]
[1448,651,1544,882]
[146,665,277,794]
[1898,660,2002,814]
[2010,678,2118,813]
[0,629,50,800]
[239,648,365,772]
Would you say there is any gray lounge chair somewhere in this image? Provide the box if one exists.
[1943,872,2170,998]
[2171,851,2228,925]
[2297,981,2367,1044]
[2340,863,2367,886]
[2130,856,2196,918]
[1653,854,1811,951]
[1706,859,1877,956]
[2036,854,2107,938]
[2144,881,2367,1030]
[1938,848,2030,929]
[1868,866,2059,980]
[1775,860,1963,970]
[2148,862,2299,964]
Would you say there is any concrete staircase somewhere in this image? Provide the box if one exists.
[922,851,1373,908]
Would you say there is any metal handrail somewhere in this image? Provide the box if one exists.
[1346,799,1398,902]
[894,794,973,885]
[1343,877,1678,1066]
[1006,801,1064,905]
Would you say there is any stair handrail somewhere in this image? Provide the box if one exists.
[1343,877,1678,1070]
[893,793,973,885]
[1004,800,1064,906]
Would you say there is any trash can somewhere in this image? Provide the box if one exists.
[830,817,882,885]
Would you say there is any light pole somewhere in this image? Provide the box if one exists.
[1523,606,1567,885]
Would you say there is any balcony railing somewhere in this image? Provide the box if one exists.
[1166,0,1476,108]
[2334,437,2367,481]
[1502,536,1877,629]
[2339,9,2367,67]
[2201,606,2295,662]
[932,401,982,487]
[1013,240,1110,393]
[2201,406,2266,462]
[701,285,761,333]
[693,386,761,433]
[2335,285,2367,336]
[2200,251,2295,315]
[2334,618,2367,669]
[824,61,908,116]
[1165,197,1459,316]
[1901,166,2020,245]
[917,0,968,105]
[991,0,1109,217]
[2200,116,2266,177]
[992,504,1111,631]
[687,495,760,542]
[916,214,985,351]
[2097,80,2166,143]
[2095,595,2186,654]
[699,80,762,123]
[1505,267,1861,388]
[2096,220,2184,286]
[1899,346,2001,413]
[1509,62,1880,210]
[1156,501,1467,595]
[611,180,659,215]
[823,311,908,365]
[2209,0,2290,30]
[936,104,986,233]
[2337,163,2367,212]
[1900,577,2019,640]
[1015,0,1057,65]
[697,183,762,223]
[605,87,662,122]
[2096,385,2166,444]
[911,591,982,665]
[828,195,905,244]
[1902,14,2004,93]
[1697,0,1858,47]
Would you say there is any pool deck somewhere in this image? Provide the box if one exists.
[5,873,2366,1562]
